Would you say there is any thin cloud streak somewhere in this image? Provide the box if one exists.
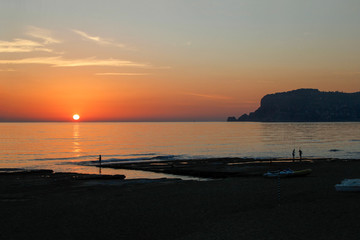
[183,92,233,100]
[0,57,150,68]
[95,72,149,76]
[333,71,360,76]
[0,38,53,53]
[27,26,61,44]
[0,26,61,53]
[72,29,126,48]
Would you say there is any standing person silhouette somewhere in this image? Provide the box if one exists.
[99,154,102,175]
[292,149,295,162]
[299,149,302,162]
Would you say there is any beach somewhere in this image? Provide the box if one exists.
[1,159,360,240]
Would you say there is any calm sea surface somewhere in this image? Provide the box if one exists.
[1,122,360,178]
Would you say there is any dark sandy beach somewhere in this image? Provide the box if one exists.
[1,159,360,240]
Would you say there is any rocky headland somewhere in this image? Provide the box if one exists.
[228,88,360,122]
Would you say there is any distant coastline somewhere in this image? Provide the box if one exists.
[228,88,360,122]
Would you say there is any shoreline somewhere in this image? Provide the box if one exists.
[96,157,352,179]
[2,157,357,180]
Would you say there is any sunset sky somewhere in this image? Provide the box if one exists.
[1,0,360,121]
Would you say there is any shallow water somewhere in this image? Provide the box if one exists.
[1,122,360,178]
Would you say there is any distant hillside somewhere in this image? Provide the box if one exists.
[228,89,360,122]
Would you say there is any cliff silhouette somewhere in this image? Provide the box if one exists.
[228,89,360,122]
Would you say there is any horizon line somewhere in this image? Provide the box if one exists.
[0,120,226,123]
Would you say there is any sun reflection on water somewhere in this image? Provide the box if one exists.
[72,124,81,156]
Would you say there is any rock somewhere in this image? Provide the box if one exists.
[227,116,237,121]
[228,88,360,122]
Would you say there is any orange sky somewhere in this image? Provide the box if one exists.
[1,1,360,121]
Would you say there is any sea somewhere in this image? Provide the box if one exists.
[1,122,360,179]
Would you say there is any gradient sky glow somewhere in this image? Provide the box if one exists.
[1,0,360,121]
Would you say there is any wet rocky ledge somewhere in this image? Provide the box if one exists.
[96,157,335,179]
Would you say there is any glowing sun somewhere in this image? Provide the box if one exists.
[73,114,80,120]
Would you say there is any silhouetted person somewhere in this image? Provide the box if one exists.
[292,149,295,162]
[99,155,102,175]
[299,149,302,162]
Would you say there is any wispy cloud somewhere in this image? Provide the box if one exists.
[183,92,232,100]
[333,71,360,76]
[72,29,126,48]
[27,26,61,44]
[0,38,53,53]
[95,72,149,76]
[0,26,61,53]
[0,68,15,72]
[0,56,150,68]
[256,80,275,84]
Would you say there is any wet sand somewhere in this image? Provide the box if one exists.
[1,159,360,240]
